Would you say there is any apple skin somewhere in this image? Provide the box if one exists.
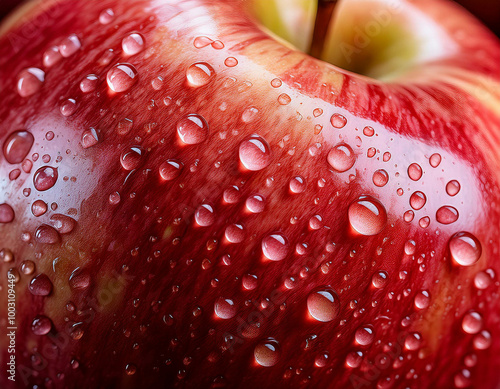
[0,0,500,388]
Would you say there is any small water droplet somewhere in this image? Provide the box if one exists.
[125,364,137,375]
[60,98,77,116]
[367,147,376,158]
[346,351,363,368]
[446,180,461,196]
[50,214,76,234]
[99,8,115,24]
[473,330,492,350]
[120,146,143,170]
[33,166,58,191]
[262,233,289,261]
[307,288,340,322]
[371,271,388,288]
[122,33,145,55]
[224,57,238,67]
[348,195,387,236]
[80,74,99,93]
[315,352,329,367]
[193,36,213,48]
[408,163,422,181]
[454,368,472,388]
[414,290,430,309]
[327,143,355,172]
[409,191,426,210]
[211,40,224,49]
[159,159,183,181]
[278,93,291,105]
[313,108,323,117]
[474,269,494,289]
[195,204,215,227]
[20,260,35,275]
[0,204,15,223]
[330,113,347,128]
[29,273,53,296]
[242,274,258,290]
[355,325,375,346]
[177,114,209,144]
[214,297,237,319]
[404,332,422,350]
[449,232,482,266]
[436,206,459,224]
[32,200,48,217]
[289,176,306,194]
[17,68,45,97]
[32,315,52,335]
[429,153,441,168]
[246,194,265,213]
[239,134,271,171]
[372,169,389,187]
[383,152,391,162]
[69,268,90,290]
[43,46,62,67]
[462,311,483,334]
[35,224,60,244]
[107,63,138,92]
[109,192,121,205]
[225,224,245,243]
[419,216,430,228]
[59,34,81,57]
[363,126,374,137]
[270,78,282,88]
[81,127,101,149]
[186,62,215,87]
[254,338,281,367]
[309,215,323,230]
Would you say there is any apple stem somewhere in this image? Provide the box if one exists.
[309,0,337,58]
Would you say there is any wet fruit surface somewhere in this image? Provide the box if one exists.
[0,0,500,388]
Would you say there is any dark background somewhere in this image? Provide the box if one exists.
[0,0,499,38]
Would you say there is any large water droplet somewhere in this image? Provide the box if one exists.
[372,169,389,187]
[80,74,99,93]
[414,290,430,309]
[404,332,422,350]
[242,274,258,290]
[17,68,45,97]
[60,98,77,116]
[254,338,281,367]
[81,127,101,149]
[289,176,306,193]
[177,114,209,144]
[31,315,52,335]
[371,271,388,288]
[69,268,91,290]
[43,46,62,67]
[59,34,81,57]
[278,93,291,105]
[327,143,355,172]
[225,224,245,243]
[307,288,340,322]
[429,153,441,168]
[462,311,483,334]
[195,204,215,227]
[29,274,53,296]
[107,63,138,92]
[186,62,215,87]
[474,269,494,289]
[239,134,272,171]
[345,351,363,368]
[159,159,183,181]
[122,33,145,56]
[33,166,58,191]
[3,130,34,164]
[35,224,60,244]
[0,204,15,223]
[355,325,374,346]
[436,206,459,224]
[214,297,237,319]
[32,200,48,217]
[409,191,426,210]
[262,233,289,261]
[446,180,461,196]
[473,330,491,350]
[408,163,422,181]
[348,195,387,236]
[330,113,347,128]
[50,214,76,234]
[246,194,265,213]
[449,232,482,266]
[99,8,115,24]
[120,146,143,170]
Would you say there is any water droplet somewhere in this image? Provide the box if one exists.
[313,108,323,118]
[193,36,213,48]
[462,311,483,334]
[404,332,422,350]
[46,131,54,141]
[372,169,389,187]
[32,315,52,335]
[404,240,416,255]
[109,192,121,205]
[429,153,441,167]
[3,130,35,164]
[122,33,145,55]
[345,351,363,368]
[195,204,215,227]
[315,352,329,367]
[449,232,482,266]
[307,288,340,322]
[383,152,391,162]
[367,147,376,158]
[271,78,282,88]
[43,46,62,67]
[474,269,494,289]
[20,260,35,275]
[0,204,15,223]
[9,169,21,180]
[454,368,472,388]
[408,163,422,181]
[309,215,323,230]
[32,200,48,217]
[69,268,90,290]
[436,206,459,224]
[363,126,374,136]
[70,322,84,340]
[224,57,238,67]
[446,180,461,196]
[242,274,258,290]
[29,274,53,296]
[60,98,77,116]
[99,8,115,24]
[33,166,58,191]
[327,143,355,172]
[17,68,45,97]
[35,224,60,244]
[59,34,81,57]
[419,216,430,228]
[125,364,137,375]
[214,297,237,319]
[223,186,240,204]
[330,113,347,128]
[355,325,375,346]
[246,194,265,213]
[50,214,76,234]
[80,74,99,93]
[414,290,430,309]
[186,62,215,88]
[239,134,272,171]
[120,146,143,170]
[262,233,289,261]
[278,93,291,105]
[371,271,388,288]
[409,191,426,210]
[289,176,306,194]
[176,114,209,144]
[348,195,387,236]
[225,224,245,243]
[107,63,138,92]
[159,159,183,181]
[211,40,224,49]
[473,330,491,350]
[81,127,101,149]
[254,338,281,367]
[241,106,259,123]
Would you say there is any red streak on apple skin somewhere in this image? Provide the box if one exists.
[0,0,499,388]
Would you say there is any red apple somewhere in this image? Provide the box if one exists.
[1,0,500,388]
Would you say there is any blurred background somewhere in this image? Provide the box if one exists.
[0,0,499,38]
